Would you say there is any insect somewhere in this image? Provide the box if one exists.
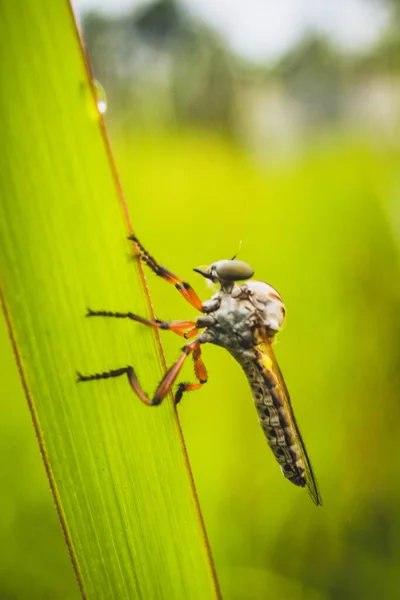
[77,235,322,506]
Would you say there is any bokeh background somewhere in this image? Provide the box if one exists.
[1,0,400,598]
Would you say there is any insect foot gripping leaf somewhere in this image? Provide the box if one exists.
[80,236,321,506]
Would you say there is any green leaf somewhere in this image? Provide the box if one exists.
[0,3,220,599]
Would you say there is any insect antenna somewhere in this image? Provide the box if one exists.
[229,240,243,261]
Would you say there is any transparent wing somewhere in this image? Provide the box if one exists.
[260,336,322,506]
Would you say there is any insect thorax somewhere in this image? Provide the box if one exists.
[198,280,286,356]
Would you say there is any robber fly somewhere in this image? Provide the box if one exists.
[78,236,322,505]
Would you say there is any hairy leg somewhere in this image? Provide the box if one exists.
[174,344,208,404]
[86,308,199,338]
[129,235,203,312]
[77,340,203,406]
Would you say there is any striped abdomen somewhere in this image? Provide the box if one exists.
[243,360,306,488]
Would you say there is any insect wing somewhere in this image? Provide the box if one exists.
[261,340,322,506]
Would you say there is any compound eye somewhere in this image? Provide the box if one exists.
[214,260,254,281]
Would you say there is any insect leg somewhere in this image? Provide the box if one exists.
[86,308,199,338]
[174,344,208,404]
[77,340,202,406]
[129,234,203,311]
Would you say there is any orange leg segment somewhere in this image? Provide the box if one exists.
[77,340,203,406]
[86,309,199,338]
[174,343,208,404]
[129,235,204,312]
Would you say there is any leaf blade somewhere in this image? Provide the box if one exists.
[0,2,220,599]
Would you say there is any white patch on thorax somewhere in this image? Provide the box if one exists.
[202,280,285,353]
[244,280,285,333]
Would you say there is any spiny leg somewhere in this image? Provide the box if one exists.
[175,344,208,404]
[77,339,202,406]
[86,308,199,338]
[129,234,203,312]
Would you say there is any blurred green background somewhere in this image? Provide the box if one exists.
[2,0,400,598]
